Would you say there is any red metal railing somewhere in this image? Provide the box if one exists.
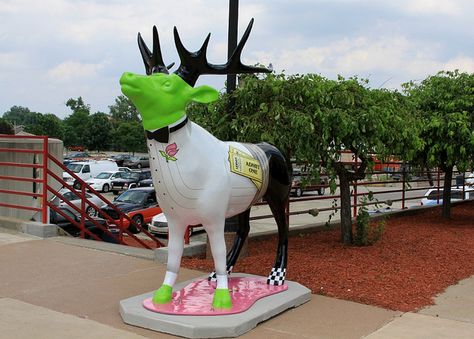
[0,135,49,223]
[0,134,164,249]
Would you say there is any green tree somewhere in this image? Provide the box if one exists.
[315,77,421,243]
[109,95,140,126]
[2,106,39,128]
[112,121,146,153]
[190,72,421,244]
[0,118,14,134]
[403,70,474,218]
[86,112,112,152]
[25,113,64,139]
[63,97,91,148]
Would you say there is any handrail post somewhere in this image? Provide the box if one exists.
[352,155,358,217]
[42,136,49,223]
[401,165,406,209]
[80,184,86,238]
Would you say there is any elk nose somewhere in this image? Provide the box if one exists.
[120,72,136,84]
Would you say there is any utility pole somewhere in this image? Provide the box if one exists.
[227,0,239,94]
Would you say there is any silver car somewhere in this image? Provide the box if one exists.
[51,188,104,217]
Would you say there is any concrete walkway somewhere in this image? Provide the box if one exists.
[1,227,473,338]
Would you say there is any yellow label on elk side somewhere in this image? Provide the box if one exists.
[228,146,262,189]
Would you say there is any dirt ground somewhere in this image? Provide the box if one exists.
[181,201,474,312]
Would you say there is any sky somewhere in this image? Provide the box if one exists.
[1,0,473,119]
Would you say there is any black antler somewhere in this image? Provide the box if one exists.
[173,18,270,86]
[138,26,174,75]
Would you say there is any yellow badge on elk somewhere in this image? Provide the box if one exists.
[228,146,263,189]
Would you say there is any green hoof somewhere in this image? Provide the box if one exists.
[212,288,232,309]
[152,284,172,304]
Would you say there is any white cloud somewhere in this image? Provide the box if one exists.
[47,60,104,81]
[443,55,474,73]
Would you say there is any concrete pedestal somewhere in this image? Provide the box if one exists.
[120,274,311,338]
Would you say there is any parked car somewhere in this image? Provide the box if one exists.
[118,167,132,173]
[63,160,118,189]
[291,169,328,197]
[85,171,125,193]
[110,170,152,195]
[64,151,89,160]
[138,178,154,188]
[123,155,150,169]
[50,206,118,243]
[420,188,474,206]
[51,188,104,217]
[149,212,203,236]
[110,154,133,167]
[100,187,162,233]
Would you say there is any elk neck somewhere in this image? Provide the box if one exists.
[145,115,189,144]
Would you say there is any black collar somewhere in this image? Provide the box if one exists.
[145,117,188,143]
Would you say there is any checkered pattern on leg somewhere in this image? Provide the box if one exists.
[267,267,286,286]
[207,266,234,282]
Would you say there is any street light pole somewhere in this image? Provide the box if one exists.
[227,0,239,94]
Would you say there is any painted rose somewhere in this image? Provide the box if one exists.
[165,143,179,157]
[159,143,179,161]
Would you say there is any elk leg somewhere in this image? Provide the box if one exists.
[208,209,251,281]
[206,223,232,309]
[262,149,290,286]
[266,195,289,285]
[152,222,187,304]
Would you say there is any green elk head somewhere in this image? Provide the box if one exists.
[120,19,270,131]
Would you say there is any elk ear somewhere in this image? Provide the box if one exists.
[189,85,219,103]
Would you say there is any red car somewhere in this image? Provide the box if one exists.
[100,187,161,233]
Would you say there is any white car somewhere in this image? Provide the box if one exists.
[420,187,473,206]
[51,188,103,217]
[85,171,124,193]
[148,213,204,236]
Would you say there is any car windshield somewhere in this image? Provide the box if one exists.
[66,163,83,173]
[115,190,148,204]
[121,172,140,180]
[95,172,112,179]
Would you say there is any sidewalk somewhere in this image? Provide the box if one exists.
[1,227,474,338]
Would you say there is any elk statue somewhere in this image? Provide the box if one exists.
[120,19,291,309]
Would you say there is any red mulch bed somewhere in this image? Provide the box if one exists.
[180,202,474,312]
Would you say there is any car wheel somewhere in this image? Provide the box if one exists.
[112,190,119,195]
[318,187,325,195]
[86,206,97,217]
[295,187,303,197]
[102,184,110,193]
[130,215,143,234]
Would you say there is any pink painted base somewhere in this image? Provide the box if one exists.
[143,276,288,316]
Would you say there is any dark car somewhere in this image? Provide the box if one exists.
[123,155,150,169]
[291,169,329,197]
[63,151,90,166]
[110,154,133,167]
[111,170,152,195]
[64,151,90,160]
[138,178,154,188]
[50,206,119,243]
[100,187,162,234]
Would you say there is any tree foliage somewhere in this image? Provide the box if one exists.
[86,112,112,152]
[112,121,146,153]
[109,95,140,127]
[403,70,474,218]
[25,113,64,139]
[0,118,14,134]
[190,72,421,244]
